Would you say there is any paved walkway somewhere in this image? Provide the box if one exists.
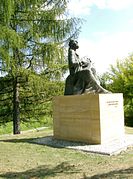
[33,134,133,155]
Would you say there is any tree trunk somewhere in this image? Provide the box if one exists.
[13,77,20,134]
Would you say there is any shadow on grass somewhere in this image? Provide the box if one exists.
[83,167,133,179]
[0,162,80,179]
[0,136,87,148]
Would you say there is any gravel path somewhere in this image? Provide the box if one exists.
[32,134,133,155]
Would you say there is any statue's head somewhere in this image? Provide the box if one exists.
[69,39,79,50]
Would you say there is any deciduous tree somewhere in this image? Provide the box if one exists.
[101,55,133,126]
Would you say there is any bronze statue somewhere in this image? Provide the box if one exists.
[64,39,110,95]
[68,39,82,75]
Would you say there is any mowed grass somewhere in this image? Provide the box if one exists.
[0,127,133,179]
[0,116,52,135]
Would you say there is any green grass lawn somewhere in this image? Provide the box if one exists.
[0,116,52,135]
[0,127,133,179]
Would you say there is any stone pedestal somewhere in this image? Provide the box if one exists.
[53,94,125,144]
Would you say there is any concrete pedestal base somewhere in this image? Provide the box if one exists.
[53,94,125,144]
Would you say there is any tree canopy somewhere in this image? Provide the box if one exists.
[101,54,133,126]
[0,0,81,134]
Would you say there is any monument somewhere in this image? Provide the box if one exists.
[53,39,125,144]
[64,39,110,95]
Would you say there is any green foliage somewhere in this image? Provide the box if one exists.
[0,116,52,135]
[20,71,65,122]
[0,122,13,134]
[0,0,80,73]
[0,0,81,133]
[101,55,133,126]
[0,71,65,125]
[0,76,13,123]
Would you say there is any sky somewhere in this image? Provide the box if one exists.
[68,0,133,74]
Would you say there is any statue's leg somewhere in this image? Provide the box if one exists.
[64,75,74,95]
[73,80,85,94]
[84,70,110,94]
[73,72,86,95]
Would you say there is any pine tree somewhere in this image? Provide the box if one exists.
[0,0,81,134]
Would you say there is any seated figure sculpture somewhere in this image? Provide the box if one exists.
[68,39,82,75]
[64,39,110,95]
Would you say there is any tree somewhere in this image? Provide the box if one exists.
[0,0,81,134]
[0,75,13,124]
[101,55,133,126]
